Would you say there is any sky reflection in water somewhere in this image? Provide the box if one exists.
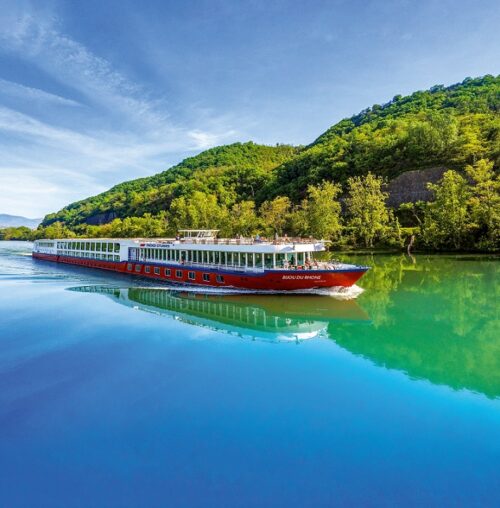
[0,242,499,507]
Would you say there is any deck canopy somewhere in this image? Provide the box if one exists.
[178,229,219,239]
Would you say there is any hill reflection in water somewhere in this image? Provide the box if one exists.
[70,286,370,343]
[70,253,499,399]
[333,254,500,399]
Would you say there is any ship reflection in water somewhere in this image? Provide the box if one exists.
[70,286,370,343]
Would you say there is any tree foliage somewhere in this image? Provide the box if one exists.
[345,173,393,247]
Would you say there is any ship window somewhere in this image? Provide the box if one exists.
[135,265,141,272]
[165,268,171,276]
[114,243,120,253]
[176,270,183,278]
[154,267,160,275]
[203,273,210,282]
[188,271,195,280]
[145,266,151,273]
[108,243,113,252]
[216,275,224,283]
[96,243,101,251]
[91,242,95,251]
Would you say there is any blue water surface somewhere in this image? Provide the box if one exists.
[0,242,499,507]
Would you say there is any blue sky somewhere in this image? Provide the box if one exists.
[0,0,499,218]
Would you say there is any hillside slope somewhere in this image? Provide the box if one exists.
[42,75,499,229]
[266,75,499,200]
[42,143,298,228]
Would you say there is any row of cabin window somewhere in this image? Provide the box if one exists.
[37,241,54,248]
[139,249,310,267]
[127,263,224,283]
[59,251,120,261]
[57,241,120,253]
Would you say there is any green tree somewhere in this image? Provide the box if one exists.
[466,159,500,248]
[259,196,291,236]
[228,201,258,237]
[170,191,228,231]
[302,182,342,240]
[35,221,75,239]
[422,170,471,249]
[346,173,391,247]
[0,226,33,240]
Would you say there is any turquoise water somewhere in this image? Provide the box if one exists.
[0,241,499,507]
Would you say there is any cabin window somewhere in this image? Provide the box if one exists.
[114,256,120,262]
[264,254,274,268]
[145,266,151,274]
[216,275,224,283]
[154,267,160,275]
[114,243,120,253]
[203,273,210,282]
[135,265,141,272]
[165,268,171,276]
[107,243,113,252]
[176,270,183,278]
[188,271,195,280]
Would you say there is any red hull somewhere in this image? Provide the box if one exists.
[32,253,367,290]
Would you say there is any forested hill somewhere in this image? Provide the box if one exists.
[42,143,299,228]
[269,74,499,200]
[42,75,499,230]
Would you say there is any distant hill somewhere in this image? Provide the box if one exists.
[0,214,41,229]
[41,75,499,230]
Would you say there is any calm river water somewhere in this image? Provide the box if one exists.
[0,241,499,507]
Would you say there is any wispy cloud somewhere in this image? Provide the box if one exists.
[0,3,239,217]
[0,78,81,107]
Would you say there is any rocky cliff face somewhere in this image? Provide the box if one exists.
[386,167,448,207]
[85,211,118,225]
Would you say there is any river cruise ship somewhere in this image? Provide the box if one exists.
[32,230,369,290]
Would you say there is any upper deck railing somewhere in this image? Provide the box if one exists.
[175,236,323,246]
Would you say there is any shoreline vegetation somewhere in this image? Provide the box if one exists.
[3,75,499,252]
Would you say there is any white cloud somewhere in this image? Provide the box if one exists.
[0,78,81,107]
[0,3,240,218]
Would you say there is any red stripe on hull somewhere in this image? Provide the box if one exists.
[32,253,367,289]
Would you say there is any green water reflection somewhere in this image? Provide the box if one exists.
[336,254,500,399]
[70,286,370,342]
[71,254,499,398]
